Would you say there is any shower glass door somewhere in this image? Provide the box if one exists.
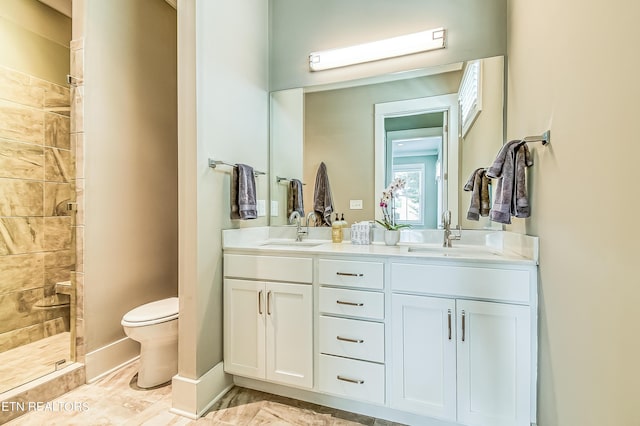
[0,63,74,393]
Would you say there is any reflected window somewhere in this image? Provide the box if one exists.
[393,164,424,225]
[459,60,482,137]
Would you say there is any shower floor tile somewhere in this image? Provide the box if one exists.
[0,332,70,394]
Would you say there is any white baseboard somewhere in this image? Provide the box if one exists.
[85,337,140,382]
[170,361,233,418]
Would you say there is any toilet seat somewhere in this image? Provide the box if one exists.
[121,297,178,327]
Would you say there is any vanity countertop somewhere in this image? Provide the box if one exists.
[223,227,538,266]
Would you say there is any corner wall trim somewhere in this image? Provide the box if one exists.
[170,361,233,418]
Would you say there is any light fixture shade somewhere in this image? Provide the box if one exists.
[309,28,446,72]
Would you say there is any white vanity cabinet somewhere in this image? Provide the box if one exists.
[222,229,538,426]
[391,262,535,426]
[317,258,386,405]
[223,255,313,389]
[456,299,530,426]
[391,294,457,420]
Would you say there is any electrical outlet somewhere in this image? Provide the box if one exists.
[270,200,279,216]
[350,199,363,209]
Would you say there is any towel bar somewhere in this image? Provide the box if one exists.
[276,176,306,185]
[208,159,265,176]
[522,130,550,145]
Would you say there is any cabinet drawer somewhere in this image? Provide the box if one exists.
[318,354,385,405]
[319,287,384,320]
[224,254,312,283]
[319,316,384,363]
[391,263,530,304]
[318,259,383,289]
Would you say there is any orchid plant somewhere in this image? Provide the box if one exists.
[376,177,411,231]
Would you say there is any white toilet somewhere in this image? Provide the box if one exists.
[121,297,179,388]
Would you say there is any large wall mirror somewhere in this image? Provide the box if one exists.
[270,55,505,230]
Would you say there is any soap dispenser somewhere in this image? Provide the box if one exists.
[332,213,343,243]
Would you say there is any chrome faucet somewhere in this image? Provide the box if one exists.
[288,211,307,241]
[306,211,317,233]
[442,210,461,248]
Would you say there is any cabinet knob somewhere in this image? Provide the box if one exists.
[258,290,263,315]
[447,309,452,340]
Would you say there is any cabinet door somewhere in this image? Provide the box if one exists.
[391,294,456,421]
[457,300,531,426]
[265,282,313,388]
[223,279,265,379]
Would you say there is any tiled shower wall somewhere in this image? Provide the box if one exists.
[0,65,73,353]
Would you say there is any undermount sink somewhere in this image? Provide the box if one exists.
[407,245,501,257]
[260,239,326,248]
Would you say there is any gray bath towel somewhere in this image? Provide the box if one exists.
[230,164,257,220]
[464,168,491,221]
[313,162,333,226]
[513,143,533,218]
[287,179,304,217]
[486,140,523,179]
[488,141,533,224]
[480,173,491,216]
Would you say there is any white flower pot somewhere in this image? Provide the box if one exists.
[384,230,400,246]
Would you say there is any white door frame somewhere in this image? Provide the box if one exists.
[374,94,459,227]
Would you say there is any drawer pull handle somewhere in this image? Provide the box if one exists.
[336,336,364,343]
[461,310,466,342]
[337,375,364,384]
[447,309,452,340]
[258,290,263,315]
[336,272,364,277]
[336,300,364,307]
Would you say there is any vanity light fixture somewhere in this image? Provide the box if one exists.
[309,27,446,72]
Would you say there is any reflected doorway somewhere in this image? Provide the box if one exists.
[385,114,446,229]
[375,94,458,229]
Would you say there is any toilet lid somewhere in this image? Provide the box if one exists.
[122,297,179,324]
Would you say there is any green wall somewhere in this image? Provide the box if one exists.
[270,0,506,90]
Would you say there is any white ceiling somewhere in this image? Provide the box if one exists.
[392,136,442,157]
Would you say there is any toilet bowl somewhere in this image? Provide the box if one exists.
[121,297,179,388]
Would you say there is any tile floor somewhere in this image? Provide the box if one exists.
[6,361,404,425]
[0,332,70,394]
